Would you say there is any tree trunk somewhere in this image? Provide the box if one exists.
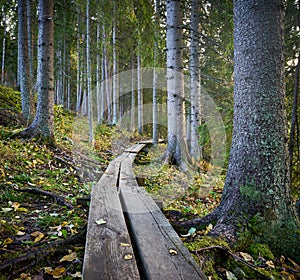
[152,0,160,145]
[1,13,6,84]
[190,0,201,160]
[86,0,93,144]
[137,53,143,134]
[183,0,300,261]
[130,56,136,131]
[20,0,54,144]
[27,0,33,85]
[18,0,34,123]
[96,21,101,123]
[165,0,189,170]
[112,0,118,125]
[76,7,81,112]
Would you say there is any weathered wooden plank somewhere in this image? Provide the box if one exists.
[119,184,206,279]
[125,143,147,153]
[83,159,140,280]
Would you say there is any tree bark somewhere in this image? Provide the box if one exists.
[165,0,189,170]
[137,53,143,134]
[185,0,300,261]
[86,0,93,144]
[190,0,202,160]
[18,0,34,123]
[1,13,6,84]
[20,0,54,144]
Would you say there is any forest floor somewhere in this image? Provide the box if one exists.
[0,85,299,280]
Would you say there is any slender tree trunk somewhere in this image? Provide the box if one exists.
[152,0,160,145]
[165,0,189,170]
[1,13,6,84]
[27,0,33,84]
[190,0,201,159]
[96,21,101,123]
[100,24,105,123]
[130,56,136,131]
[103,30,111,124]
[76,7,81,112]
[21,0,54,144]
[18,0,34,123]
[112,0,118,125]
[137,53,143,134]
[86,0,93,144]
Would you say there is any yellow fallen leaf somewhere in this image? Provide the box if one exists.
[120,242,131,247]
[31,231,45,243]
[59,251,77,262]
[61,221,68,227]
[266,260,275,269]
[124,254,133,260]
[3,238,13,245]
[239,252,254,262]
[52,267,66,279]
[12,202,20,211]
[16,231,26,236]
[70,271,82,278]
[17,207,28,213]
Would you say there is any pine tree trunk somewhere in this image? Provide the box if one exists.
[86,0,93,144]
[165,0,189,170]
[27,0,33,85]
[112,0,118,125]
[1,13,6,84]
[130,56,135,131]
[190,0,201,159]
[137,53,143,134]
[76,7,81,112]
[152,0,160,145]
[20,0,54,144]
[18,0,34,122]
[184,0,300,261]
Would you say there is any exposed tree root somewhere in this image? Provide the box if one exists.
[191,245,272,280]
[15,187,74,209]
[0,226,87,278]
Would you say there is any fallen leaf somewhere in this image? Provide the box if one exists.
[204,223,213,235]
[120,242,131,247]
[16,231,26,236]
[95,218,106,225]
[70,271,83,278]
[266,260,275,269]
[44,267,66,279]
[2,207,13,213]
[3,238,13,245]
[225,270,237,280]
[17,207,28,213]
[12,202,20,211]
[169,248,178,256]
[239,252,254,262]
[124,254,133,260]
[59,251,77,262]
[31,231,45,243]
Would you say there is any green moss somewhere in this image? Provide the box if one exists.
[248,243,274,260]
[185,236,230,251]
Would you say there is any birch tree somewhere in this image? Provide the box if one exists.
[20,0,54,144]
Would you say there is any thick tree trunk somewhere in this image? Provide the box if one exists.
[184,0,300,261]
[190,0,201,160]
[20,0,54,144]
[27,0,33,84]
[165,0,189,170]
[18,0,34,123]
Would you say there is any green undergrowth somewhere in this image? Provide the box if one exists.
[0,86,115,279]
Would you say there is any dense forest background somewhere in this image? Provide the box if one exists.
[0,0,300,279]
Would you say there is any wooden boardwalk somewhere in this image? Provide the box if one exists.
[83,142,206,280]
